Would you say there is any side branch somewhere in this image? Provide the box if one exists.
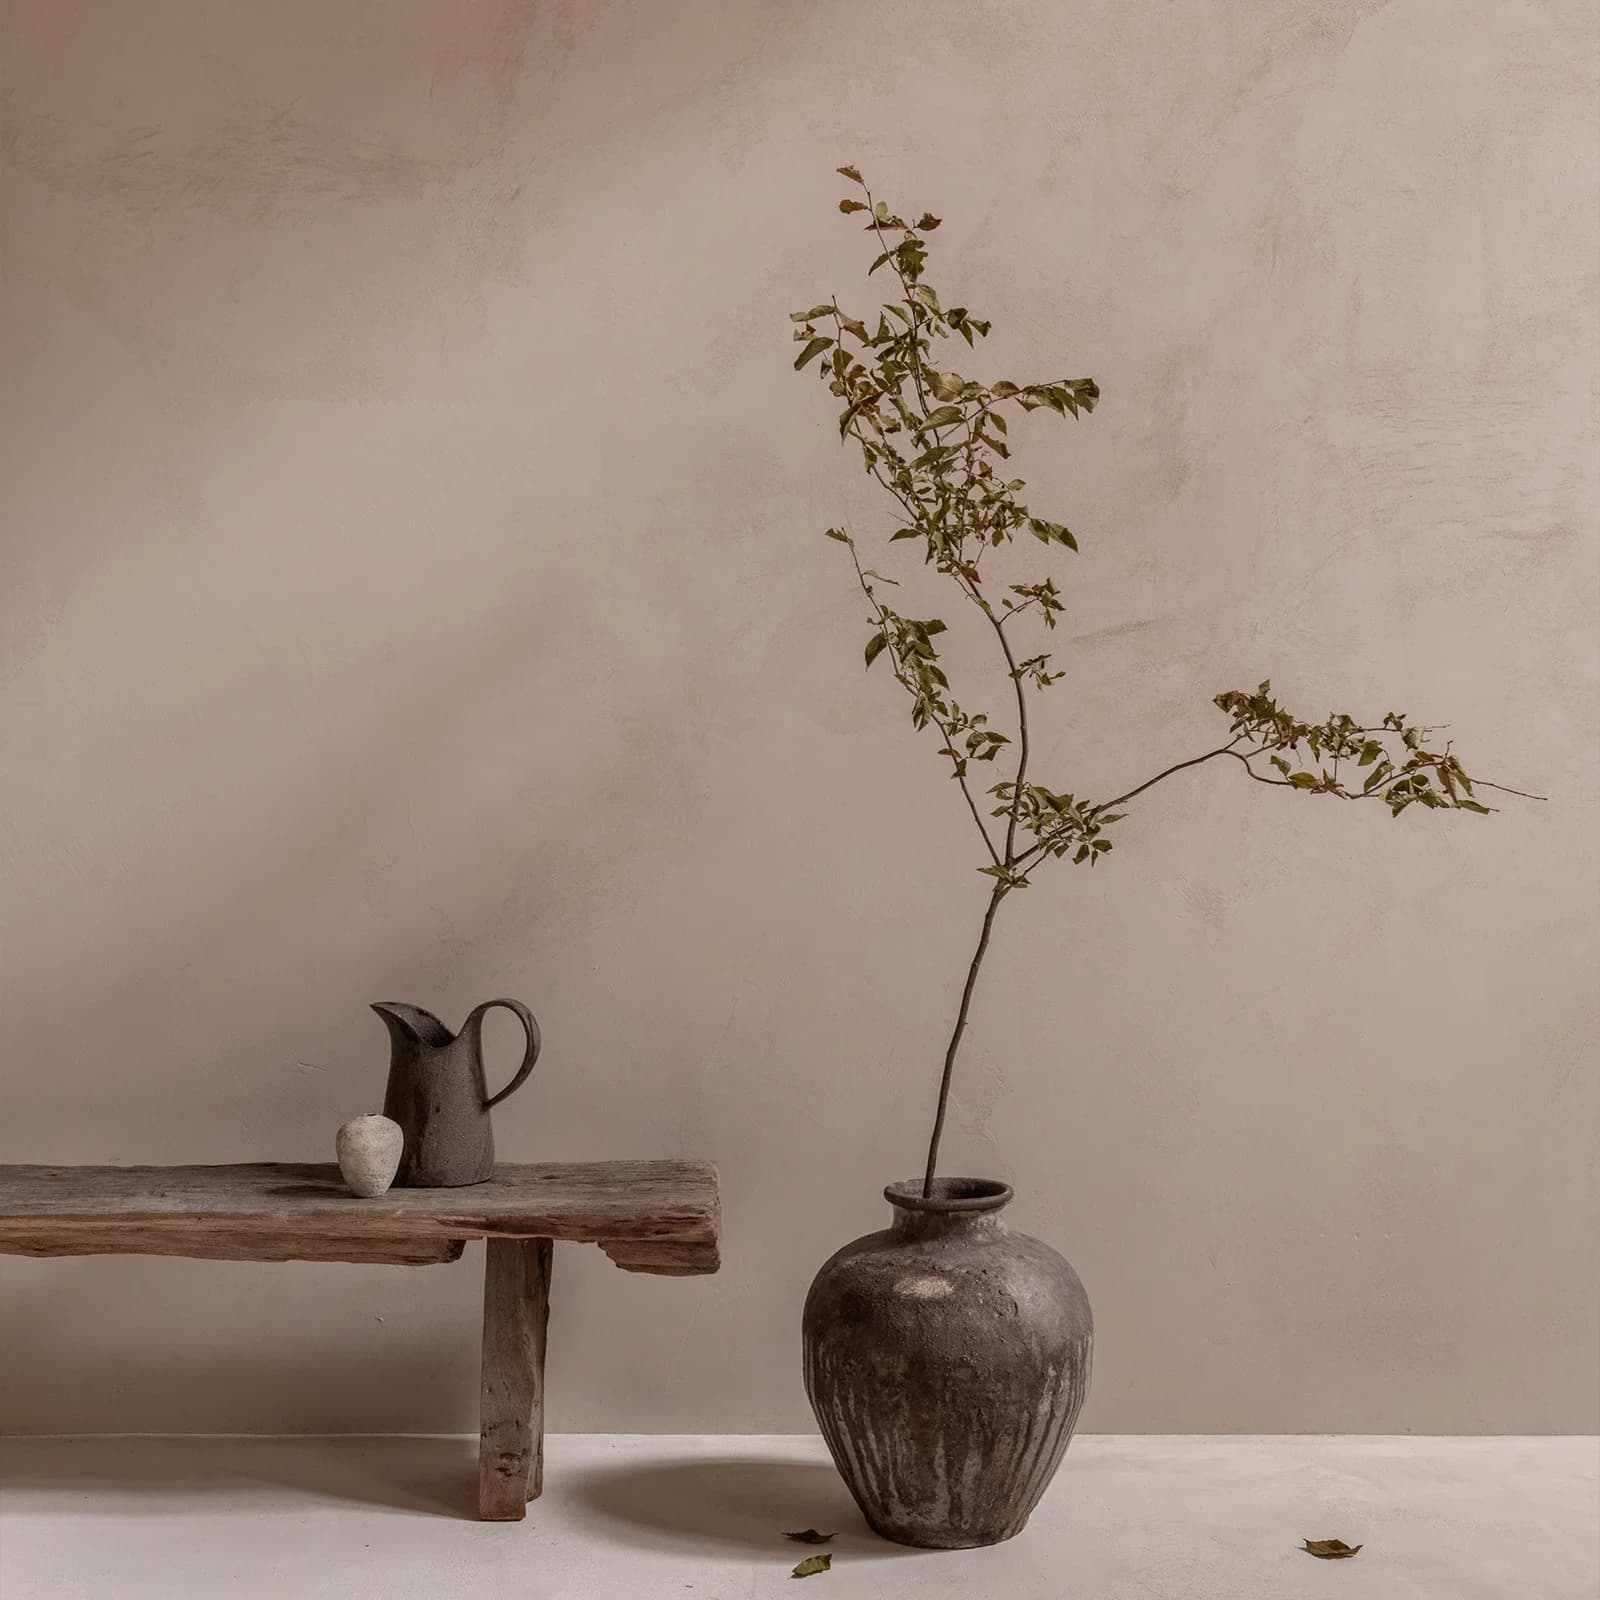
[1092,740,1249,814]
[844,537,1004,870]
[1012,724,1543,873]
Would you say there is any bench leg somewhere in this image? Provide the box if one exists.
[478,1236,553,1521]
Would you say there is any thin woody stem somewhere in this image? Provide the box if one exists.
[991,610,1030,866]
[1470,778,1546,801]
[1010,743,1250,872]
[917,578,1025,1195]
[921,881,1005,1198]
[1093,740,1249,814]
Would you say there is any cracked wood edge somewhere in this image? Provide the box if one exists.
[601,1172,721,1273]
[599,1238,722,1275]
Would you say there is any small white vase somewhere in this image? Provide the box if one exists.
[336,1114,404,1198]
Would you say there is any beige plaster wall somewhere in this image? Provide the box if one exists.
[1,0,1595,1436]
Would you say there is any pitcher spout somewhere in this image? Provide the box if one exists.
[370,1001,455,1048]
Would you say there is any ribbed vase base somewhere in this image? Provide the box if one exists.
[863,1514,1029,1550]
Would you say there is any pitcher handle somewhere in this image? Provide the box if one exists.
[466,998,542,1109]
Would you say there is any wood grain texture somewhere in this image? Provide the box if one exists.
[478,1237,551,1520]
[0,1162,720,1274]
[0,1230,464,1266]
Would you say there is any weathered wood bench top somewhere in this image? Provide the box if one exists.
[0,1160,720,1275]
[0,1158,722,1520]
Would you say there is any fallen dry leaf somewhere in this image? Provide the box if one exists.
[1303,1538,1363,1559]
[783,1530,836,1545]
[791,1552,833,1578]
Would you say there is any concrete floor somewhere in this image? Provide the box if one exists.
[1,1434,1594,1599]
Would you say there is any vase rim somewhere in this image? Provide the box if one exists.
[884,1177,1013,1214]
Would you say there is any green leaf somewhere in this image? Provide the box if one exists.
[794,337,832,370]
[822,528,850,543]
[1358,740,1383,766]
[928,370,966,401]
[922,405,964,429]
[915,212,942,230]
[791,1552,833,1578]
[783,1530,835,1545]
[1027,518,1078,550]
[791,305,834,323]
[836,165,862,183]
[889,527,922,541]
[838,198,867,214]
[1302,1540,1362,1561]
[836,395,871,438]
[1288,772,1319,789]
[864,633,887,669]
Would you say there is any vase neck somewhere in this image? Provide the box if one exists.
[890,1208,1008,1243]
[884,1177,1012,1240]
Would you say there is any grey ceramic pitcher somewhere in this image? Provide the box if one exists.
[372,1000,541,1188]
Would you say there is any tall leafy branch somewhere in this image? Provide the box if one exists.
[793,167,1541,1198]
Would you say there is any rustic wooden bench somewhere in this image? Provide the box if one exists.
[0,1160,720,1520]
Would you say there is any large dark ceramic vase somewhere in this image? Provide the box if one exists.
[802,1177,1092,1549]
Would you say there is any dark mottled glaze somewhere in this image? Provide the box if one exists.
[803,1178,1092,1548]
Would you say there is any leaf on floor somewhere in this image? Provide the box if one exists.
[1303,1538,1363,1559]
[791,1552,833,1578]
[783,1529,836,1544]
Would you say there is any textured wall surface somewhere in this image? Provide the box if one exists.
[1,0,1595,1435]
